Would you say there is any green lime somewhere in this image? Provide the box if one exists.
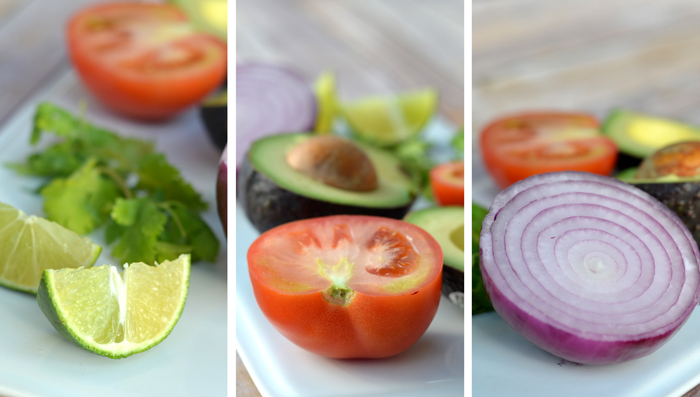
[313,71,338,134]
[342,88,438,147]
[0,202,101,293]
[37,254,191,359]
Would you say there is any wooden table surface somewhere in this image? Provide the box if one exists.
[474,1,700,396]
[237,0,464,395]
[0,0,107,128]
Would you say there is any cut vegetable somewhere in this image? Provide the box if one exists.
[631,142,700,247]
[480,171,700,365]
[37,254,190,359]
[405,206,464,308]
[239,133,416,233]
[0,202,101,293]
[430,161,464,206]
[603,109,700,160]
[342,89,438,147]
[236,63,317,169]
[248,215,442,358]
[480,112,618,189]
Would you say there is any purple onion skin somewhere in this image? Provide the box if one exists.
[481,263,685,365]
[235,63,317,173]
[480,171,700,365]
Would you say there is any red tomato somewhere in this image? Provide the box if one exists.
[67,3,227,120]
[480,112,618,189]
[247,215,443,359]
[430,161,464,206]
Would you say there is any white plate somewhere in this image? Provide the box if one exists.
[0,72,227,397]
[472,151,700,397]
[236,118,465,397]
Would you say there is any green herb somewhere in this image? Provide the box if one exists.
[452,127,464,156]
[472,202,494,315]
[10,102,219,265]
[390,137,434,199]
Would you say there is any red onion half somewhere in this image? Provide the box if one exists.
[236,63,317,169]
[480,171,700,365]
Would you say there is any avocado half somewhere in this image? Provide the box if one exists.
[405,206,464,309]
[200,90,226,151]
[239,133,417,233]
[603,109,700,169]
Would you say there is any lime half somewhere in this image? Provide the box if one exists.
[0,202,101,293]
[342,88,438,147]
[37,254,191,359]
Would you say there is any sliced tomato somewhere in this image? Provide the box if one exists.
[430,161,464,206]
[247,215,443,359]
[480,112,618,189]
[67,3,227,120]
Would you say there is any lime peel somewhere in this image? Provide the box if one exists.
[37,254,191,359]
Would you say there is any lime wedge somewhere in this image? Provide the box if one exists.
[313,71,338,134]
[37,254,191,359]
[0,202,101,293]
[342,89,438,147]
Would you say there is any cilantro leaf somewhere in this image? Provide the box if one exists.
[391,137,434,194]
[7,141,82,177]
[136,153,207,211]
[472,202,494,315]
[31,103,83,144]
[159,201,219,262]
[111,197,167,265]
[452,127,464,156]
[41,159,121,235]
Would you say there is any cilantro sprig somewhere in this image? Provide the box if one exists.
[10,103,219,265]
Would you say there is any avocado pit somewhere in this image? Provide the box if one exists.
[286,136,378,192]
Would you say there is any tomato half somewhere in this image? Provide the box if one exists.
[430,161,464,206]
[247,215,443,359]
[480,112,618,189]
[67,3,227,120]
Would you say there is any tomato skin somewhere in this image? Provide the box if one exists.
[430,161,464,206]
[480,112,618,189]
[67,3,227,120]
[250,272,442,358]
[247,215,444,359]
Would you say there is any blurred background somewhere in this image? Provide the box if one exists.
[473,0,700,203]
[237,1,464,396]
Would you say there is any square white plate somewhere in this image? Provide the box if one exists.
[0,72,227,397]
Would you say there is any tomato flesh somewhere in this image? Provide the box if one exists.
[480,112,618,189]
[430,161,465,206]
[247,215,443,358]
[68,3,227,120]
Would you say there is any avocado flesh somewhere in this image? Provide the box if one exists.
[240,133,417,233]
[404,206,464,271]
[249,134,416,208]
[405,206,465,308]
[603,109,700,159]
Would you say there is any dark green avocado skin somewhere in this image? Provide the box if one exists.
[442,264,464,308]
[200,105,226,151]
[239,155,415,233]
[634,182,700,243]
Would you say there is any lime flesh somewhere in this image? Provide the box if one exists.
[0,202,101,293]
[37,254,191,359]
[342,89,438,147]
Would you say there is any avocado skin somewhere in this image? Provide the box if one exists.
[200,104,226,151]
[442,264,464,308]
[239,155,415,233]
[634,182,700,243]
